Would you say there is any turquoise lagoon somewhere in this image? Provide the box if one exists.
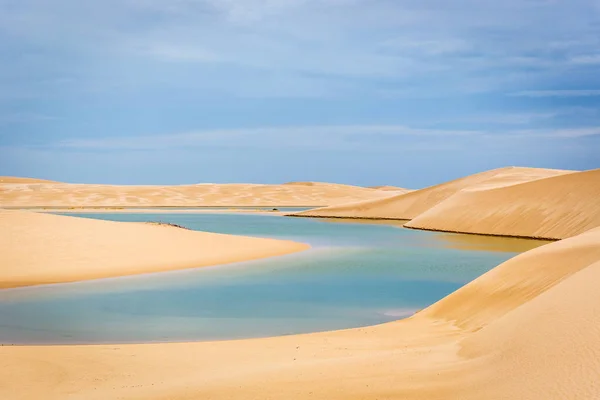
[0,213,544,344]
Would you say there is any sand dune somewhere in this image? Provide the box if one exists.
[368,185,413,193]
[458,259,600,399]
[0,176,58,184]
[293,167,572,221]
[406,168,600,239]
[0,211,309,288]
[0,180,393,208]
[2,216,600,398]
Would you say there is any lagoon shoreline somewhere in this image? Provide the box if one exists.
[1,226,599,399]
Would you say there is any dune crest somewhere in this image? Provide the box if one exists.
[406,168,600,239]
[290,166,600,240]
[294,166,571,221]
[0,210,309,288]
[368,185,413,193]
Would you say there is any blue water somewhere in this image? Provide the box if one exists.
[0,213,532,344]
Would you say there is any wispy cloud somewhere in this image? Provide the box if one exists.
[0,113,59,124]
[56,125,480,151]
[2,0,600,184]
[503,127,600,139]
[569,54,600,65]
[137,43,220,62]
[53,122,600,153]
[510,90,600,97]
[539,127,600,138]
[2,0,600,98]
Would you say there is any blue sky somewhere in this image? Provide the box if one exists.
[1,0,599,188]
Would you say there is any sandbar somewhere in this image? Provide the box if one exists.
[0,210,309,289]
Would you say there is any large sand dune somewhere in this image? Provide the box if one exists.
[406,168,600,239]
[0,180,394,208]
[0,211,309,288]
[2,216,600,398]
[293,166,571,221]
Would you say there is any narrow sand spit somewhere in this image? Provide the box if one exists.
[1,220,600,399]
[294,166,572,221]
[0,210,309,288]
[0,179,396,208]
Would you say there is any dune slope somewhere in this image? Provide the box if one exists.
[457,258,600,400]
[0,211,309,288]
[293,167,571,220]
[368,185,413,193]
[0,181,393,208]
[406,168,600,239]
[2,221,600,399]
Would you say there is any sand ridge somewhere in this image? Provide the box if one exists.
[0,180,396,208]
[0,176,58,184]
[368,185,413,193]
[405,168,600,239]
[0,210,309,288]
[294,167,573,221]
[2,215,600,398]
[291,167,600,240]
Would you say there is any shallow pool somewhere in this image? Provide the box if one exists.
[0,213,545,344]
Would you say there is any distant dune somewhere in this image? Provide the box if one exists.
[0,180,394,208]
[0,210,308,288]
[294,167,572,221]
[406,168,600,239]
[0,176,59,184]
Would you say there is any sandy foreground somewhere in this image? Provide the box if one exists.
[1,213,600,398]
[295,167,600,239]
[0,179,398,208]
[0,210,309,288]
